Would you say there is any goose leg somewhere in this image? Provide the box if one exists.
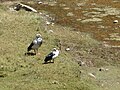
[53,59,54,63]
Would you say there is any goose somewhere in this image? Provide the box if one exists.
[44,48,59,64]
[27,34,42,55]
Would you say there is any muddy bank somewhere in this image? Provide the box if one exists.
[21,0,120,47]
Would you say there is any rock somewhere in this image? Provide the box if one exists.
[113,20,118,23]
[76,19,82,21]
[101,83,104,87]
[1,65,4,68]
[65,47,70,51]
[38,1,43,4]
[78,61,86,66]
[105,68,109,71]
[99,67,109,71]
[52,80,59,84]
[88,73,96,79]
[48,30,54,33]
[81,61,85,66]
[67,12,74,17]
[63,7,70,10]
[45,14,49,17]
[39,12,42,15]
[99,67,105,71]
[51,23,54,26]
[46,21,51,25]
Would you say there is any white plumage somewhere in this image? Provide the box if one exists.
[44,48,59,64]
[27,34,42,54]
[52,48,59,58]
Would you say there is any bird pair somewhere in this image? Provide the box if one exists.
[27,34,59,64]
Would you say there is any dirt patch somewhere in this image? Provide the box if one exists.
[21,0,120,48]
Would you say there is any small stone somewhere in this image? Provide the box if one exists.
[88,73,96,79]
[113,20,118,23]
[105,68,109,71]
[63,7,70,10]
[1,65,4,68]
[46,21,51,25]
[38,1,43,4]
[76,19,82,21]
[67,12,74,17]
[52,80,59,84]
[99,67,105,71]
[99,67,109,71]
[48,30,54,33]
[78,61,85,66]
[65,48,70,51]
[81,61,85,66]
[39,12,42,15]
[101,83,104,87]
[51,23,54,26]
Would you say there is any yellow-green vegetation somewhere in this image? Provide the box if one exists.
[0,2,120,90]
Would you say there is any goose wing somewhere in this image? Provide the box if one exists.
[27,42,34,51]
[44,52,55,62]
[27,39,37,51]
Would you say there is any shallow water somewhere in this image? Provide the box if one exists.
[26,0,120,47]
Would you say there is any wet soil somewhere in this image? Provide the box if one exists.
[23,0,120,47]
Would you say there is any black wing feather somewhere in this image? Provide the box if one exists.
[27,42,34,51]
[39,41,42,47]
[44,52,54,62]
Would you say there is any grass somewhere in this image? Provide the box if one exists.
[0,1,120,90]
[0,3,95,90]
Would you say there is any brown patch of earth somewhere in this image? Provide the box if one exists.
[21,0,120,48]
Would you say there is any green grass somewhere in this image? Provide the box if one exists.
[0,2,120,90]
[0,3,94,90]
